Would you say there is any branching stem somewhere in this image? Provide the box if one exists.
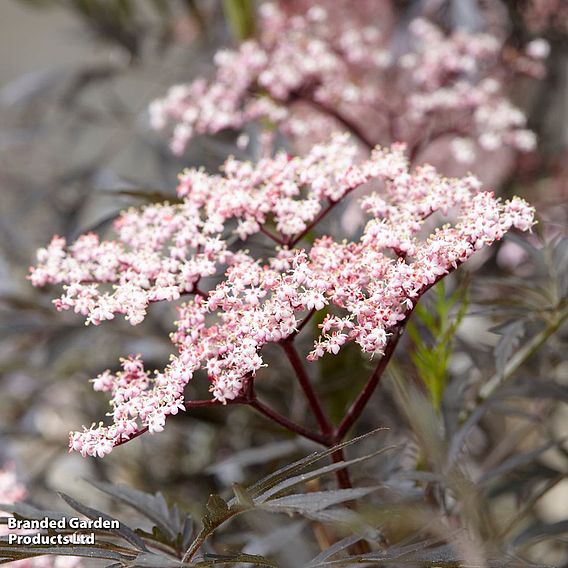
[259,224,286,246]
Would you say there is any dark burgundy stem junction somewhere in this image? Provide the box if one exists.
[280,339,356,489]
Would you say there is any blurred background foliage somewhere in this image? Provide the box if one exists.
[0,0,567,566]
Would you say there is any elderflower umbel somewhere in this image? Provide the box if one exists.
[31,135,535,457]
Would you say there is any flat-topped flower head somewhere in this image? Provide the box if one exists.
[30,135,535,457]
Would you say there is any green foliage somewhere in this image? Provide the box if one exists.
[223,0,256,41]
[407,280,469,411]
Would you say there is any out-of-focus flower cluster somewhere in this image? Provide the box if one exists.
[523,0,568,33]
[149,1,389,153]
[31,134,535,458]
[149,2,546,162]
[0,465,80,567]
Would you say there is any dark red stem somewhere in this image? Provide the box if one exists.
[114,399,239,448]
[290,308,316,339]
[288,200,336,247]
[334,273,449,441]
[281,340,334,437]
[330,448,354,489]
[115,392,328,448]
[335,328,404,441]
[288,174,369,247]
[249,398,329,445]
[259,225,286,246]
[194,287,207,299]
[280,340,353,488]
[298,96,376,150]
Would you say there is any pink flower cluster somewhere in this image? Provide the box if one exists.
[29,204,227,326]
[69,354,188,457]
[524,0,568,33]
[0,465,81,567]
[149,2,545,162]
[149,2,388,154]
[400,19,541,160]
[31,135,535,458]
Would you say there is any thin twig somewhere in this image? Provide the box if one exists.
[290,308,316,338]
[249,398,329,445]
[288,200,336,247]
[329,447,353,489]
[194,287,208,298]
[259,224,286,246]
[114,399,239,448]
[281,340,334,437]
[298,95,376,150]
[335,327,404,441]
[116,390,329,448]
